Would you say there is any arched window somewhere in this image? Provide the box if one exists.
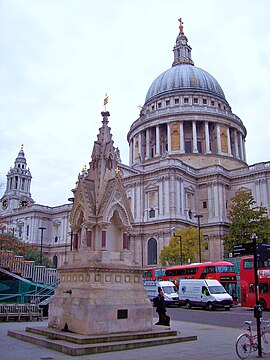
[148,238,157,265]
[149,209,155,218]
[53,255,58,269]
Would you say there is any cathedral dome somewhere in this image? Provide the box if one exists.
[145,64,225,104]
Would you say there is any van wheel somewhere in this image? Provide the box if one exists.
[207,302,213,311]
[185,301,191,309]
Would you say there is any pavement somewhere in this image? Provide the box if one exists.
[0,315,267,360]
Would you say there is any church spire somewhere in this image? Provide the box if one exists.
[88,111,120,211]
[172,18,194,67]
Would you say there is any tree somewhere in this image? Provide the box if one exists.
[0,233,53,267]
[224,189,270,255]
[159,226,207,266]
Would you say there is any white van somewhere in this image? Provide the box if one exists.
[142,280,179,306]
[178,279,233,310]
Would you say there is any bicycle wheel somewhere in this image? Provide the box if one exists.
[236,333,252,359]
[262,331,270,354]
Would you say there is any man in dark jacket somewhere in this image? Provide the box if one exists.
[155,287,170,326]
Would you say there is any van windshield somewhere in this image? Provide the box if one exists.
[208,285,227,294]
[163,286,176,294]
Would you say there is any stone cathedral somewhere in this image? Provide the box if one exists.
[1,20,270,267]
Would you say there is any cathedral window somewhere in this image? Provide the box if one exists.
[202,201,207,209]
[151,105,155,111]
[26,225,29,236]
[149,209,155,218]
[211,100,215,106]
[166,100,170,106]
[185,140,192,153]
[18,224,23,237]
[158,102,161,108]
[174,98,179,104]
[147,238,157,265]
[184,97,189,104]
[203,98,207,105]
[193,97,198,104]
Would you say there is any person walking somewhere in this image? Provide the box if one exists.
[155,287,170,326]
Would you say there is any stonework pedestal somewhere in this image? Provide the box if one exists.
[48,262,153,335]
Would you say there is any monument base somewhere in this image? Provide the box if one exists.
[48,262,153,335]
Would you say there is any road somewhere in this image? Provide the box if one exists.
[159,305,270,329]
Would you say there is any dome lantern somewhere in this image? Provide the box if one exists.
[172,18,194,67]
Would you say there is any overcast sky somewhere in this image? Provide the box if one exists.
[1,0,270,207]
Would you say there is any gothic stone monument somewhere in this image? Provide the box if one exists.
[48,112,153,335]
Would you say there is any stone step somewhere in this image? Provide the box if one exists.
[25,325,179,344]
[8,327,197,356]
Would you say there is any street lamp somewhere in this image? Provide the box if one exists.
[172,227,182,265]
[39,227,46,265]
[194,214,203,262]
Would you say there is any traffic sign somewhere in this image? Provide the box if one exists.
[232,242,254,257]
[257,243,270,261]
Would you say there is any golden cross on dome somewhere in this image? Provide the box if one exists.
[178,17,184,34]
[115,166,120,175]
[21,144,24,151]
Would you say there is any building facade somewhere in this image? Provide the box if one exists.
[0,145,72,267]
[1,20,270,267]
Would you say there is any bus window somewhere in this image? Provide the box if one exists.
[249,284,254,294]
[259,283,269,294]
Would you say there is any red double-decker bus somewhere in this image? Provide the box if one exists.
[142,267,165,281]
[240,255,270,310]
[163,261,237,300]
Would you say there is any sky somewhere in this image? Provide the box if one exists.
[1,0,270,207]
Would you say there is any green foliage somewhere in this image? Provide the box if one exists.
[159,226,207,266]
[224,189,270,255]
[0,233,53,267]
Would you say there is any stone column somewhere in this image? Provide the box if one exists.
[145,128,150,159]
[239,133,244,161]
[158,178,163,216]
[234,130,239,158]
[167,123,171,153]
[138,132,142,161]
[243,139,247,162]
[217,125,221,153]
[129,138,133,166]
[155,125,160,156]
[192,121,198,153]
[180,121,185,153]
[204,121,211,153]
[227,127,232,156]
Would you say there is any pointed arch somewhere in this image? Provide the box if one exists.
[104,203,130,227]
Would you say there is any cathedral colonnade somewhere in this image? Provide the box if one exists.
[129,118,246,165]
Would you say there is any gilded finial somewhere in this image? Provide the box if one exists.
[20,144,24,151]
[115,166,120,175]
[178,17,184,34]
[81,164,87,174]
[103,93,109,111]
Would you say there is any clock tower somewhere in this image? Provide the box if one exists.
[0,145,34,213]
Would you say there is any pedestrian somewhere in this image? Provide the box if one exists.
[155,287,170,326]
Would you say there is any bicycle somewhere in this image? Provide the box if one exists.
[236,319,270,359]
